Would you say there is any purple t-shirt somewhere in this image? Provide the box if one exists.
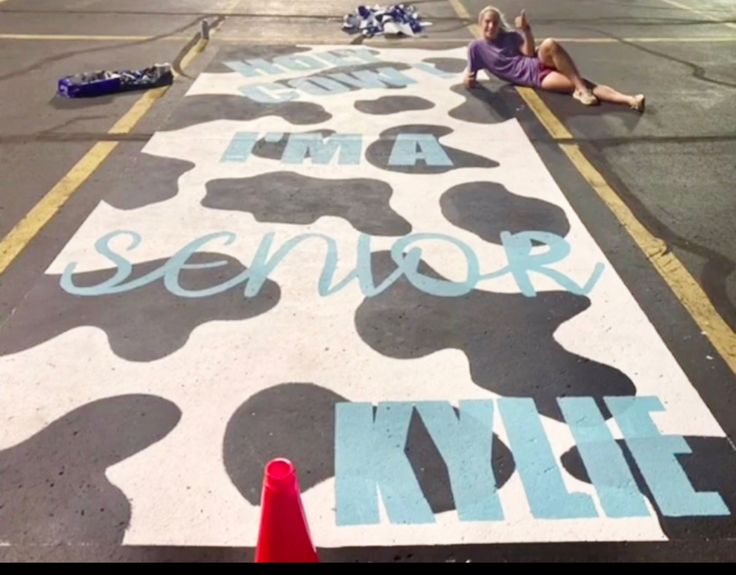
[468,32,542,88]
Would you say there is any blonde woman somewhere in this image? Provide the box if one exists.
[465,6,645,111]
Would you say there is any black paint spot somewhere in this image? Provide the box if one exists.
[104,153,194,210]
[224,384,516,517]
[203,172,412,236]
[355,96,435,115]
[164,96,331,131]
[223,383,347,505]
[407,407,515,514]
[421,57,467,74]
[441,182,570,243]
[0,395,180,544]
[365,125,498,174]
[449,83,517,124]
[0,253,281,362]
[355,252,635,421]
[204,61,417,123]
[561,436,736,539]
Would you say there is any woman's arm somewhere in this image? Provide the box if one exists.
[515,10,535,57]
[465,42,480,88]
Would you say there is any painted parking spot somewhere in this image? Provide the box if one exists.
[0,45,733,548]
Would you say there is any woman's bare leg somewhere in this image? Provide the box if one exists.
[591,84,643,108]
[540,71,644,110]
[537,39,590,95]
[538,70,575,93]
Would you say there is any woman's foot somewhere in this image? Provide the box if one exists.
[630,93,646,112]
[464,73,478,89]
[573,89,598,106]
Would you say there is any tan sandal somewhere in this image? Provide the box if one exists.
[573,89,598,106]
[630,94,646,112]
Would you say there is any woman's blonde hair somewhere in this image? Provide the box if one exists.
[478,5,511,30]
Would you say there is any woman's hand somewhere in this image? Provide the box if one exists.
[515,9,530,30]
[515,10,535,55]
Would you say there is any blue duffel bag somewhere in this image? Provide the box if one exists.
[58,64,173,98]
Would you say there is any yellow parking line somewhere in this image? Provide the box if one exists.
[450,2,736,374]
[0,33,188,42]
[224,0,243,12]
[448,0,470,19]
[0,34,209,275]
[0,143,117,270]
[178,37,208,73]
[555,36,736,43]
[515,87,573,140]
[213,35,736,45]
[0,88,166,274]
[560,144,736,365]
[1,32,734,44]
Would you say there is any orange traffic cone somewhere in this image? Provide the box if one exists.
[255,458,319,563]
